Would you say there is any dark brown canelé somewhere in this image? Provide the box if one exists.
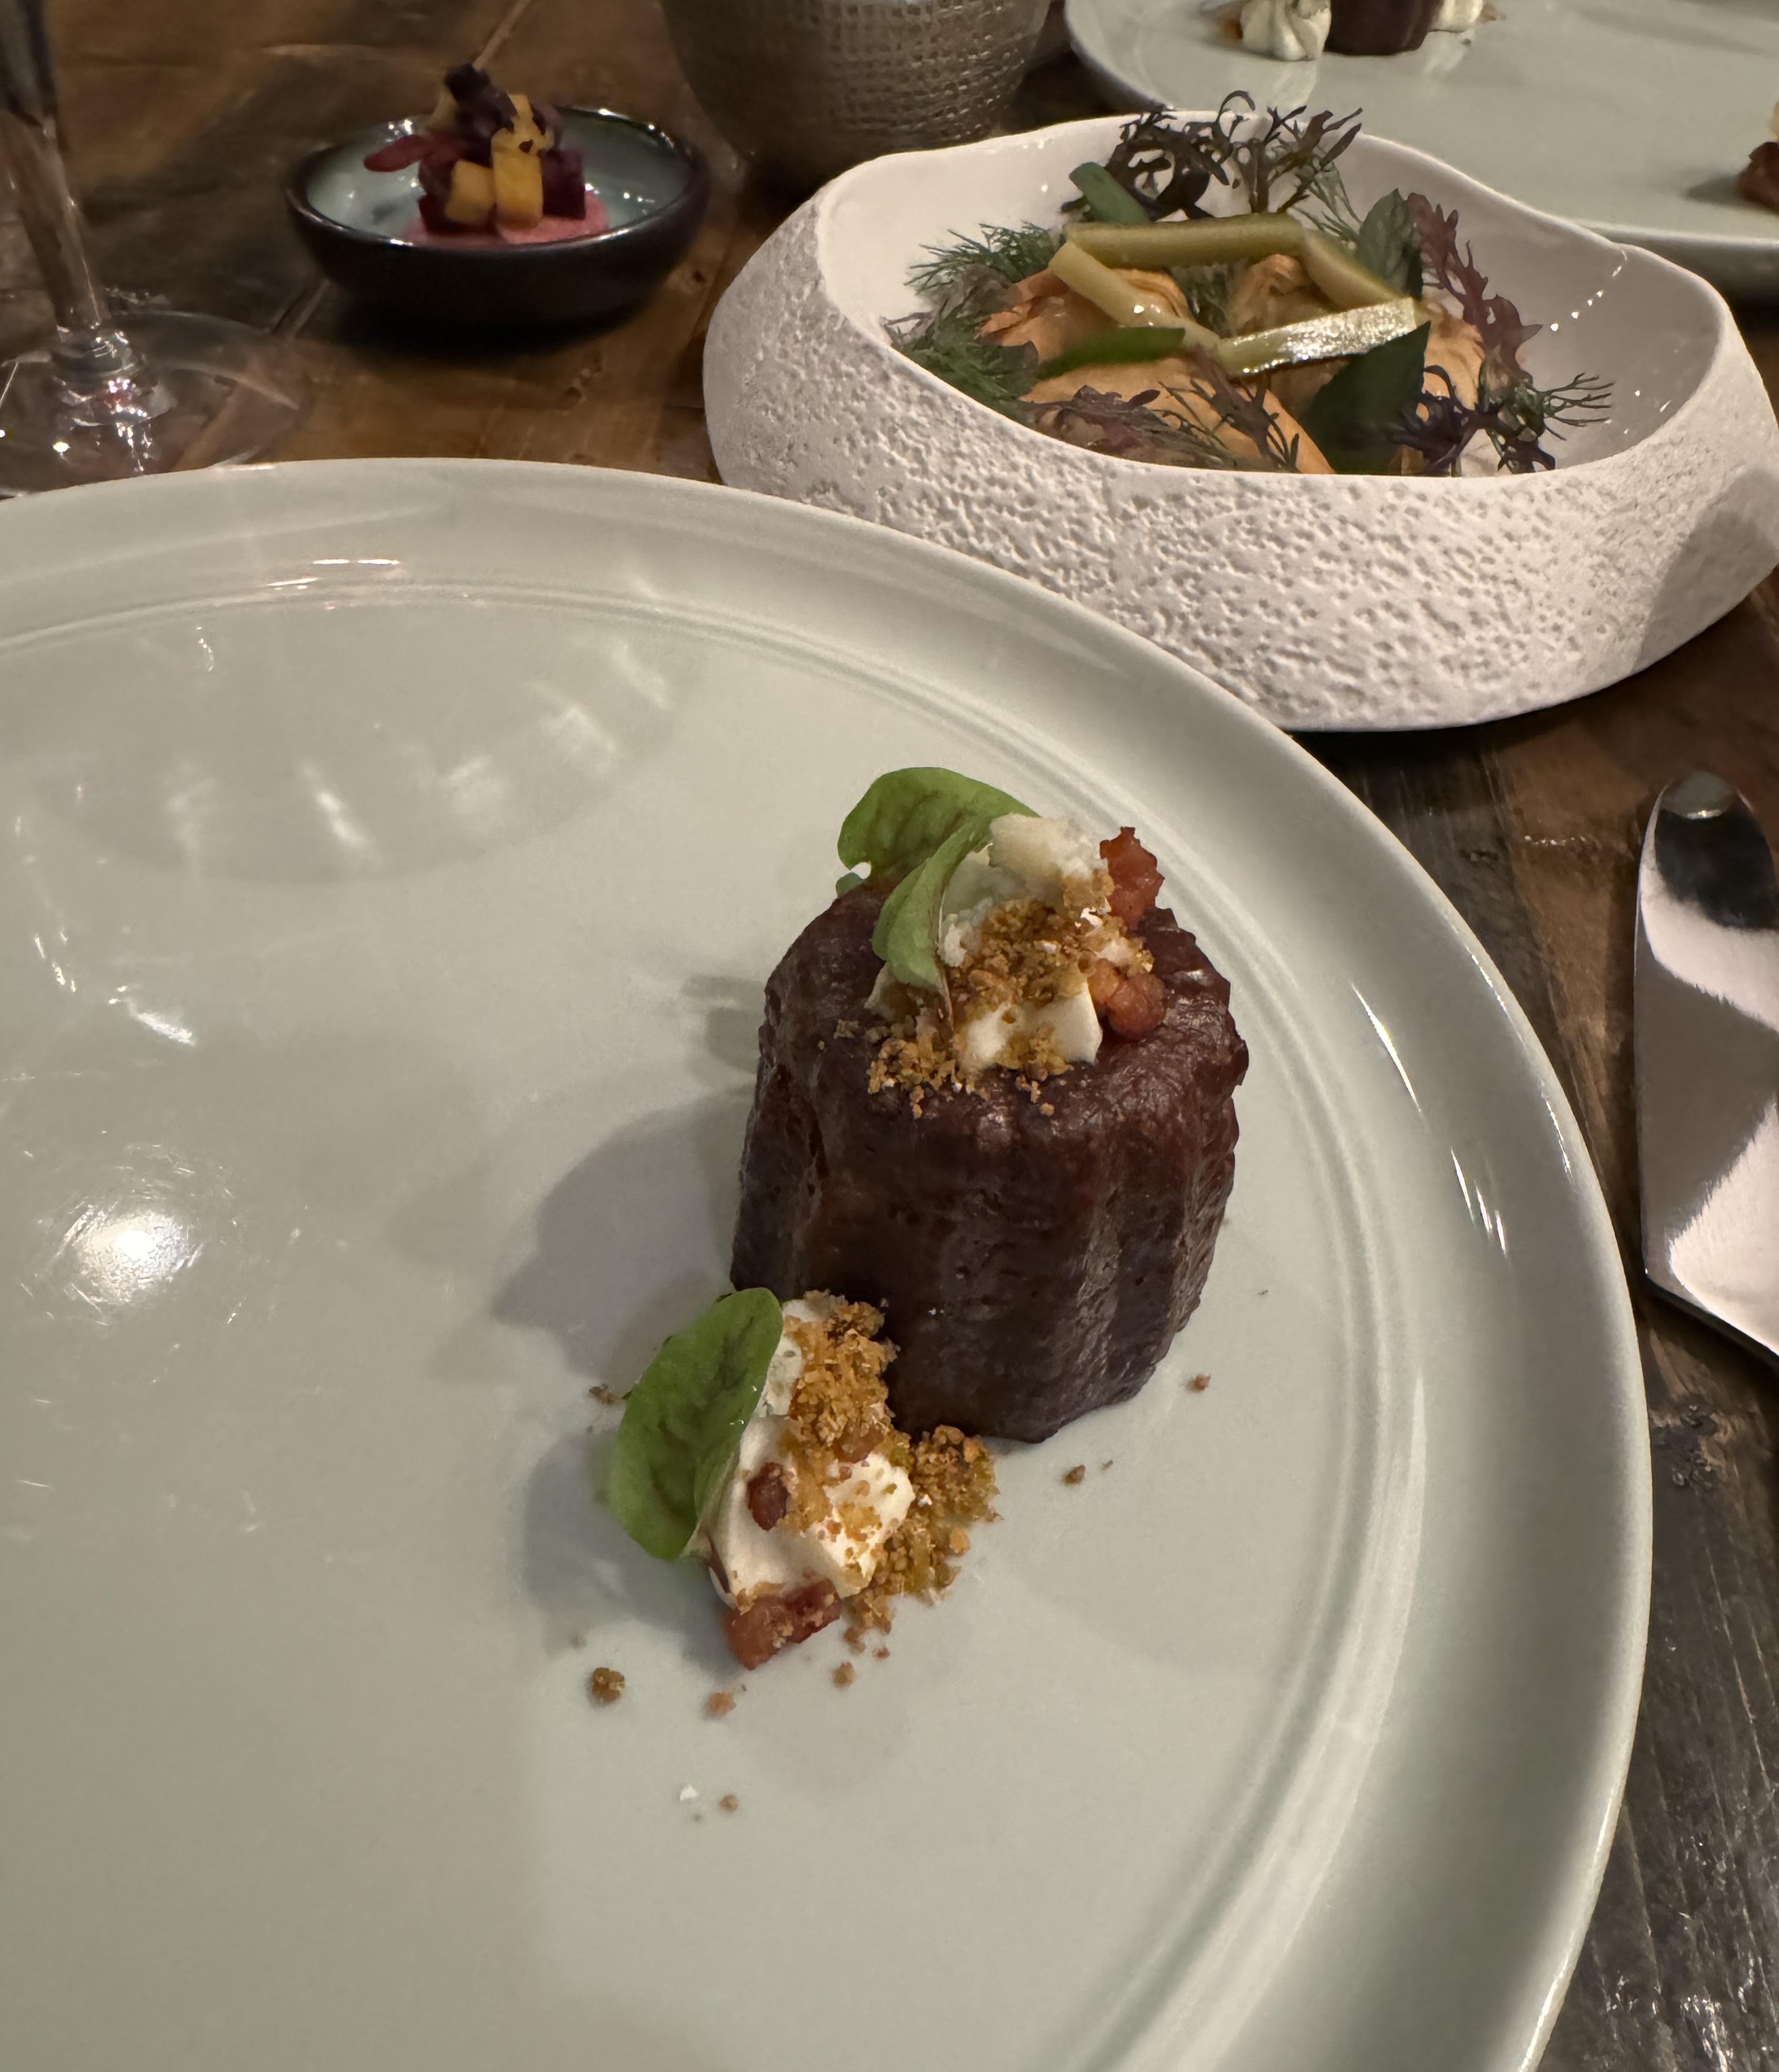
[730,881,1247,1444]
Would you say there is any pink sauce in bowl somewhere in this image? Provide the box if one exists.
[401,191,611,248]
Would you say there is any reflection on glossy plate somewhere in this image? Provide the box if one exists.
[0,459,1647,2072]
[1067,0,1779,299]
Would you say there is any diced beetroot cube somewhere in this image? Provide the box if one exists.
[540,146,587,219]
[417,156,454,206]
[417,191,464,236]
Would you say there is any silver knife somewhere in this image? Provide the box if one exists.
[1635,772,1779,1362]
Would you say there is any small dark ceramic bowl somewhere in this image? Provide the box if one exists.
[286,108,708,332]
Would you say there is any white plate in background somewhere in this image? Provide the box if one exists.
[1067,0,1779,298]
[0,460,1647,2072]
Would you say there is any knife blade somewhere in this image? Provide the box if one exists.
[1634,771,1779,1362]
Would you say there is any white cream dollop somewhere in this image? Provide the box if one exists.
[703,1297,914,1609]
[937,811,1111,1074]
[1238,0,1330,61]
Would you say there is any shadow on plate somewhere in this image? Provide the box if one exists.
[521,1425,738,1675]
[491,1084,749,1388]
[494,1086,752,1668]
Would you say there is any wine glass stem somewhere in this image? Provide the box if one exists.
[0,44,135,385]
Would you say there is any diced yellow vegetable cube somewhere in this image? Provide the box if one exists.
[491,129,544,229]
[443,158,496,226]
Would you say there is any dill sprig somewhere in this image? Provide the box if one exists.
[907,224,1061,302]
[890,307,1037,419]
[1173,262,1235,335]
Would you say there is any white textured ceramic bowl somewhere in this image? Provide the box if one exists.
[705,115,1779,730]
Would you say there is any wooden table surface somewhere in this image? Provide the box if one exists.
[5,2,1778,2066]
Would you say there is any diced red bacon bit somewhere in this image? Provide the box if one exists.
[1100,827,1164,927]
[1088,959,1167,1040]
[745,1460,790,1531]
[722,1579,839,1670]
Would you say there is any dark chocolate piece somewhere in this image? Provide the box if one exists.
[731,885,1246,1443]
[1326,0,1440,54]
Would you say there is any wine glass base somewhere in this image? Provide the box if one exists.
[0,309,304,495]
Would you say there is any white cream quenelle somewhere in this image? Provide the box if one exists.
[1238,0,1330,61]
[699,1297,914,1608]
[935,812,1147,1074]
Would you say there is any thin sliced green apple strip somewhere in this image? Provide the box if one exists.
[1215,297,1422,375]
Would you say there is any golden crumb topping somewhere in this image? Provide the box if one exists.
[782,1300,897,1465]
[587,1666,625,1705]
[867,876,1150,1108]
[847,1427,1000,1634]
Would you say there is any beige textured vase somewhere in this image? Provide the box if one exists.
[662,0,1050,189]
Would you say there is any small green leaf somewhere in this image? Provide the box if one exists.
[1355,190,1424,299]
[839,768,1035,995]
[871,825,979,994]
[838,768,1031,878]
[607,1289,785,1561]
[1301,321,1430,474]
[1035,326,1187,382]
[835,870,865,896]
[1069,162,1154,226]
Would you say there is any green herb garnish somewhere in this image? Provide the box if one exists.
[1035,326,1187,381]
[1355,190,1424,299]
[838,768,1033,994]
[907,223,1061,301]
[1301,322,1430,474]
[891,305,1036,418]
[1069,162,1154,226]
[607,1288,785,1561]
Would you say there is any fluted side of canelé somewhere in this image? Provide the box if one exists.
[731,884,1246,1442]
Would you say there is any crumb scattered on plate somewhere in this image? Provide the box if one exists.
[706,1688,738,1718]
[833,1662,856,1689]
[588,1665,625,1705]
[678,1784,699,1803]
[587,1383,622,1405]
[719,1793,740,1814]
[1064,1464,1087,1485]
[1187,1373,1211,1393]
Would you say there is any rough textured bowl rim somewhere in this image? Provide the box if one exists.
[817,111,1734,494]
[284,107,708,261]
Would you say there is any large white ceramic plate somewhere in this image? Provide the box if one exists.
[1067,0,1779,298]
[0,459,1647,2072]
